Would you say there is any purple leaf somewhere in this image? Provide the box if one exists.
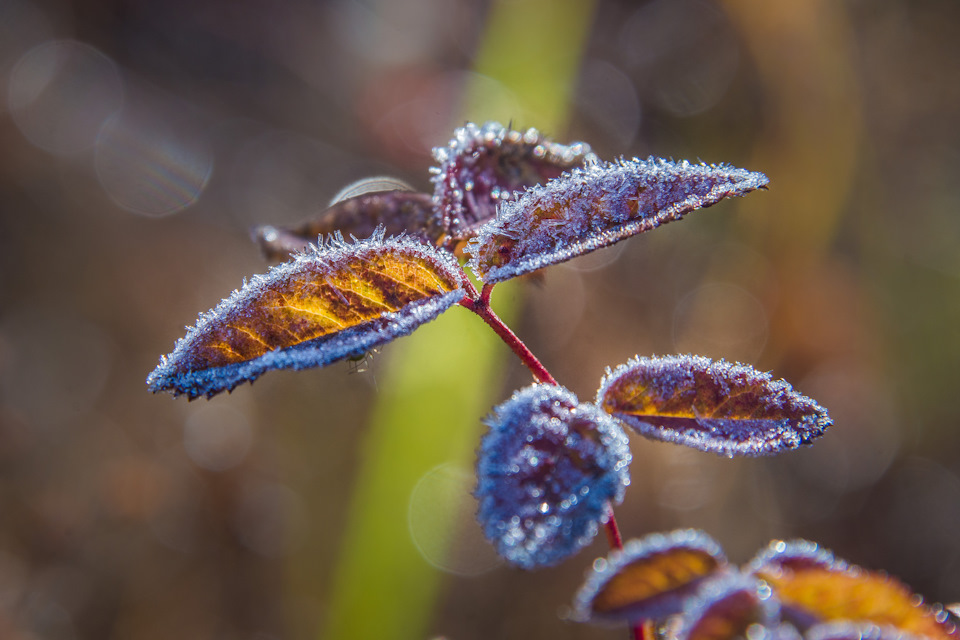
[252,190,439,261]
[475,384,631,569]
[466,157,769,283]
[431,121,596,244]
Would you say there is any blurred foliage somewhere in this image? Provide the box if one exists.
[1,0,960,639]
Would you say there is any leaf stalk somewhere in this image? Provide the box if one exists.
[461,282,630,616]
[459,289,557,386]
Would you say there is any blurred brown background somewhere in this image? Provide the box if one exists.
[2,0,960,638]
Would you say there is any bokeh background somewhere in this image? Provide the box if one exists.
[2,0,960,638]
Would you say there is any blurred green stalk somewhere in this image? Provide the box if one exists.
[321,2,595,639]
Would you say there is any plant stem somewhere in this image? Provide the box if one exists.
[605,500,638,640]
[463,279,636,638]
[459,270,481,299]
[479,282,494,307]
[603,503,623,550]
[459,294,557,386]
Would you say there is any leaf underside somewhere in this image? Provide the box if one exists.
[252,191,439,261]
[574,530,727,624]
[147,231,464,399]
[466,157,769,284]
[597,355,831,457]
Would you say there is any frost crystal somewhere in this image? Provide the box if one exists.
[474,384,631,569]
[466,157,769,283]
[597,355,831,457]
[431,121,596,243]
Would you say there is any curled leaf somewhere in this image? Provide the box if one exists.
[148,230,464,399]
[573,529,727,624]
[748,540,958,640]
[466,157,769,284]
[431,121,596,244]
[676,572,781,640]
[475,384,631,569]
[252,190,440,261]
[597,355,831,457]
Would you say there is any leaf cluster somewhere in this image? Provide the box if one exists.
[574,531,959,640]
[146,122,861,637]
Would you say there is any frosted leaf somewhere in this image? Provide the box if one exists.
[744,539,846,576]
[676,571,781,640]
[474,384,631,569]
[573,529,727,624]
[148,230,464,399]
[252,190,440,261]
[747,540,958,640]
[597,355,831,457]
[431,121,596,244]
[466,157,769,283]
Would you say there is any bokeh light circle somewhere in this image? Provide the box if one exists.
[408,463,502,576]
[95,102,213,217]
[7,39,123,155]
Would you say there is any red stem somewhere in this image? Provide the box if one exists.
[603,503,623,550]
[458,290,557,386]
[479,282,494,307]
[606,505,645,640]
[458,269,480,299]
[633,621,652,640]
[461,279,637,638]
[606,509,642,640]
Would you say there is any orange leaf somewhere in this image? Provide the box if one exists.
[597,355,831,457]
[573,530,727,624]
[677,572,780,640]
[147,231,464,399]
[748,540,958,640]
